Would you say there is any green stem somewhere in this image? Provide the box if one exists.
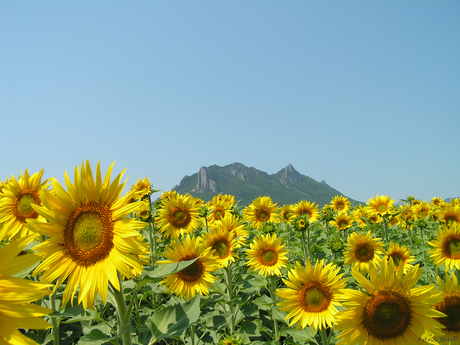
[319,327,329,345]
[324,221,329,241]
[190,324,196,345]
[226,263,235,335]
[407,227,413,246]
[109,272,132,345]
[383,217,389,243]
[270,275,279,342]
[50,292,60,345]
[301,230,308,264]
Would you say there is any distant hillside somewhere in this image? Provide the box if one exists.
[172,162,360,207]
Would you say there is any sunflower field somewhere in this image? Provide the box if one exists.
[1,161,460,345]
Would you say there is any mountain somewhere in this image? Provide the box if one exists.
[171,162,358,207]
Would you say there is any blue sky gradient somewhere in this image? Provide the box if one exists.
[1,2,459,203]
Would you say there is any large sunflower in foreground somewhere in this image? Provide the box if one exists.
[334,257,445,345]
[157,235,219,300]
[155,192,201,239]
[0,169,50,241]
[344,231,384,274]
[246,233,289,277]
[28,161,149,310]
[202,222,239,268]
[276,259,347,331]
[428,222,460,271]
[0,235,53,345]
[243,196,280,230]
[434,273,460,343]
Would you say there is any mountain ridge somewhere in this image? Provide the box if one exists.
[172,162,360,207]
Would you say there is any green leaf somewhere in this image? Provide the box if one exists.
[146,294,201,343]
[143,257,199,278]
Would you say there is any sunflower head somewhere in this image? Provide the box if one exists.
[366,195,395,217]
[202,222,239,268]
[242,196,280,230]
[291,215,309,232]
[246,233,289,277]
[428,222,460,272]
[435,273,460,338]
[328,235,345,253]
[344,231,385,274]
[330,195,351,212]
[130,176,154,200]
[330,211,353,231]
[293,200,319,222]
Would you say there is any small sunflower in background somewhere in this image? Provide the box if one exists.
[219,213,249,247]
[28,161,149,310]
[351,205,369,228]
[0,169,50,241]
[246,232,289,277]
[206,196,232,223]
[155,192,201,239]
[394,204,415,230]
[280,204,295,223]
[434,273,460,342]
[385,242,415,274]
[157,235,219,300]
[432,196,446,208]
[344,231,385,274]
[276,259,347,331]
[366,194,395,217]
[243,196,280,230]
[428,222,460,271]
[334,257,445,345]
[412,201,432,220]
[330,195,351,212]
[293,200,319,223]
[330,211,353,231]
[0,235,53,345]
[130,176,153,200]
[202,222,239,268]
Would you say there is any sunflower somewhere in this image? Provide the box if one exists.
[219,213,249,246]
[334,257,446,345]
[344,231,385,274]
[202,222,239,267]
[28,161,149,310]
[276,259,347,331]
[155,192,201,239]
[330,195,351,212]
[246,232,289,277]
[243,196,280,230]
[280,204,295,222]
[386,242,415,274]
[434,273,460,342]
[157,235,219,300]
[428,222,460,271]
[130,176,153,200]
[212,194,235,208]
[0,169,50,240]
[351,206,369,228]
[394,204,415,230]
[366,195,395,217]
[293,200,319,223]
[0,234,53,345]
[134,201,151,222]
[437,204,460,226]
[330,211,353,231]
[432,197,446,208]
[206,197,232,223]
[412,201,432,220]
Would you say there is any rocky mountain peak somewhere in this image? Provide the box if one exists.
[278,164,303,186]
[226,162,250,181]
[191,166,217,193]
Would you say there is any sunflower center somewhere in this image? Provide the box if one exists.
[13,190,40,222]
[355,243,374,261]
[338,220,349,229]
[377,203,388,213]
[362,290,411,340]
[64,201,114,266]
[170,207,192,228]
[212,239,229,258]
[389,252,404,267]
[214,208,225,220]
[178,256,204,282]
[260,249,278,266]
[445,237,460,259]
[435,295,460,331]
[300,281,332,312]
[336,203,345,211]
[256,209,270,222]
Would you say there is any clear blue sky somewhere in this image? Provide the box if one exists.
[1,1,459,203]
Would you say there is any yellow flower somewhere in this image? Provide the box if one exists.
[330,211,353,231]
[344,231,385,275]
[157,235,219,300]
[394,204,415,230]
[385,242,415,274]
[334,257,445,344]
[276,260,347,331]
[203,222,239,268]
[437,204,460,226]
[412,201,432,220]
[293,200,319,222]
[330,195,351,212]
[366,194,395,217]
[130,176,153,200]
[0,235,53,345]
[434,273,460,343]
[246,233,289,277]
[280,204,295,222]
[28,161,149,310]
[428,222,460,271]
[206,196,232,223]
[243,196,280,230]
[351,205,369,228]
[219,213,249,246]
[0,169,50,240]
[432,197,446,208]
[155,192,201,239]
